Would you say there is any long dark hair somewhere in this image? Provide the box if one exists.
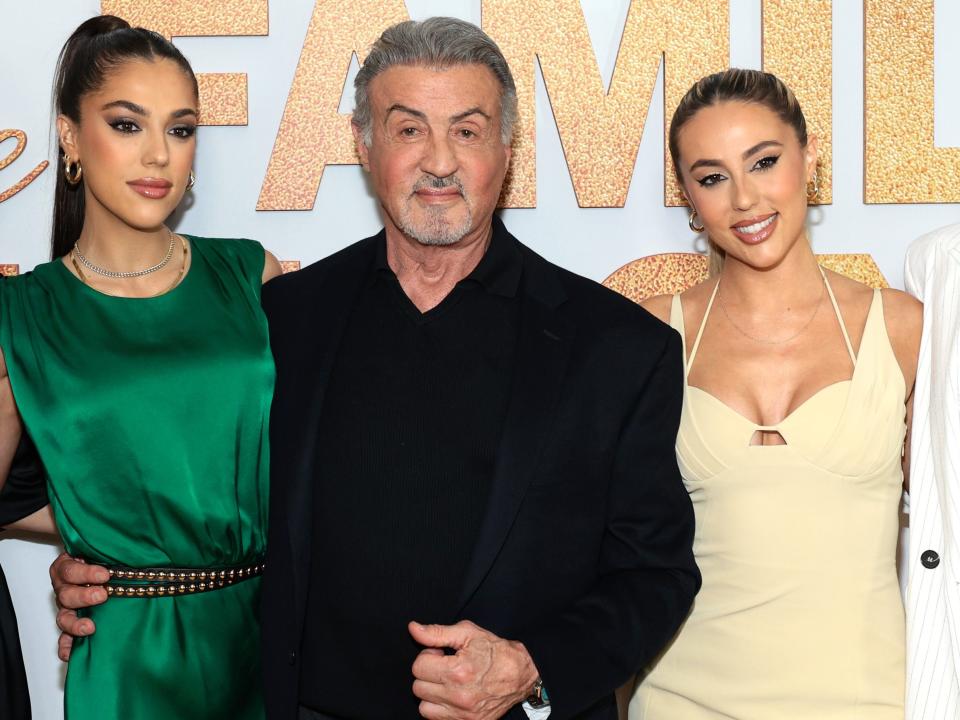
[52,15,198,259]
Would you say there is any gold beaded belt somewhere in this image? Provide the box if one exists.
[104,559,265,598]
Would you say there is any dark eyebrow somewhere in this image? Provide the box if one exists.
[742,140,783,158]
[450,107,490,124]
[688,157,722,173]
[385,104,427,122]
[101,100,148,116]
[688,140,785,173]
[100,101,197,121]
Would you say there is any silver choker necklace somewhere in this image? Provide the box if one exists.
[73,230,175,279]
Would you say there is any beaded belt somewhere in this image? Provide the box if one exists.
[104,559,265,598]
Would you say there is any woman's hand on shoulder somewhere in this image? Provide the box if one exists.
[262,250,283,285]
[641,294,673,324]
[881,287,923,391]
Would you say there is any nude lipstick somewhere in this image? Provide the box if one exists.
[128,178,173,199]
[731,212,778,245]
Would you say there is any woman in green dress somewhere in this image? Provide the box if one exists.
[0,15,281,718]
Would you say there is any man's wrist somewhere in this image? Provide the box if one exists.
[525,676,550,708]
[510,640,543,705]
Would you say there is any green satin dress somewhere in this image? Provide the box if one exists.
[0,236,273,719]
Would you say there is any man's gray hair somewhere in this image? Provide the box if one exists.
[353,17,518,147]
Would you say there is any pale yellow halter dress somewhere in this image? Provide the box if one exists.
[630,271,905,719]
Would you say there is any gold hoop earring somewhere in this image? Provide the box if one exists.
[806,168,820,203]
[688,209,705,233]
[64,158,82,186]
[186,170,196,191]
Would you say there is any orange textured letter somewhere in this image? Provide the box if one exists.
[100,0,269,126]
[485,0,728,208]
[256,0,409,211]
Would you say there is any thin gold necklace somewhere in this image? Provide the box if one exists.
[717,270,826,345]
[72,234,188,298]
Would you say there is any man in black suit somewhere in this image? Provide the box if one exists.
[261,17,697,719]
[54,17,697,720]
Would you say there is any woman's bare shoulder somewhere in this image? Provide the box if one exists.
[879,286,923,326]
[879,287,923,353]
[879,287,922,391]
[822,269,876,325]
[822,268,874,301]
[641,277,717,325]
[640,294,673,324]
[828,270,921,383]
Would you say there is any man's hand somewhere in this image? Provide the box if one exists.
[409,619,540,720]
[49,553,110,661]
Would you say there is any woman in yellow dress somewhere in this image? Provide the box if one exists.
[630,69,921,719]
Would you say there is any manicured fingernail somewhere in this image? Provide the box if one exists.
[93,590,107,602]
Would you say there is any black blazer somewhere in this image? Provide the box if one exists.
[260,218,699,720]
[0,432,48,720]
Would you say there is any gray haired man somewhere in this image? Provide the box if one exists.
[53,17,698,720]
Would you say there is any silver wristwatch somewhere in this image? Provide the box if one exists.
[526,677,550,708]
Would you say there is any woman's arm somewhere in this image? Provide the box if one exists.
[903,389,915,493]
[640,294,673,324]
[3,504,56,535]
[881,288,923,491]
[263,249,283,284]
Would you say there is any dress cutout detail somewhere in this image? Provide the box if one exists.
[0,237,273,720]
[630,270,906,719]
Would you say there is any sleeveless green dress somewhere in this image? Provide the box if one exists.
[0,236,273,719]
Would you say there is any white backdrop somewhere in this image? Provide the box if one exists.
[1,1,959,717]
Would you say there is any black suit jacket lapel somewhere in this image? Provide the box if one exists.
[282,238,379,609]
[457,246,573,612]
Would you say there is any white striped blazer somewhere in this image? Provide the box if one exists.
[904,223,960,720]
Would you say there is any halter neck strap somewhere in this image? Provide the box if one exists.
[687,266,854,373]
[819,265,857,365]
[687,278,721,372]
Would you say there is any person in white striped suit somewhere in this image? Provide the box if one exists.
[904,223,960,719]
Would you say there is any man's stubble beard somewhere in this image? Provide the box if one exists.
[398,176,473,247]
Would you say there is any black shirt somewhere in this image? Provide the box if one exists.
[299,228,522,717]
